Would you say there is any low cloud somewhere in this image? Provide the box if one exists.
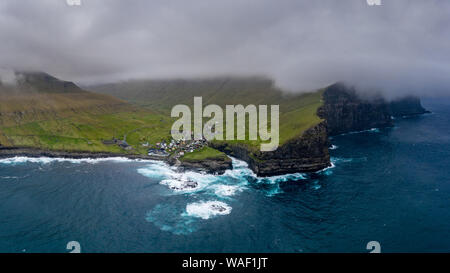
[0,68,18,86]
[0,0,449,98]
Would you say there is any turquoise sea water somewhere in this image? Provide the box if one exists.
[0,98,449,253]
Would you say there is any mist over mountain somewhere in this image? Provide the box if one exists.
[1,0,449,98]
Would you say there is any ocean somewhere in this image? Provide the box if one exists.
[0,98,449,253]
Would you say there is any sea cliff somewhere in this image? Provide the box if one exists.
[317,83,394,136]
[211,121,330,176]
[389,96,429,117]
[212,82,429,176]
[1,74,429,177]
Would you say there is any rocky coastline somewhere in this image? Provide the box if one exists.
[0,146,162,161]
[174,155,232,175]
[0,146,233,175]
[0,83,429,177]
[210,121,330,176]
[212,83,429,176]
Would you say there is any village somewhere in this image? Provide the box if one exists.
[102,131,208,159]
[147,131,208,158]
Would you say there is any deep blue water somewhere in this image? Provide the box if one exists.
[0,98,449,253]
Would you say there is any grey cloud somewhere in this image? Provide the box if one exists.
[0,68,18,85]
[0,0,449,98]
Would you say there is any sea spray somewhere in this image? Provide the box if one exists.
[184,201,232,219]
[0,156,156,165]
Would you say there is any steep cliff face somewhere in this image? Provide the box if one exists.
[318,83,394,136]
[180,84,428,177]
[389,96,429,117]
[211,121,330,176]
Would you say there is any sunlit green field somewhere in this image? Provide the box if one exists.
[0,110,173,155]
[92,78,325,152]
[0,76,324,160]
[179,146,227,162]
[208,89,324,154]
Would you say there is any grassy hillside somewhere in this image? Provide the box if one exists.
[0,73,324,161]
[0,72,173,154]
[91,77,324,147]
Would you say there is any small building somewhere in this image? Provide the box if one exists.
[118,140,130,149]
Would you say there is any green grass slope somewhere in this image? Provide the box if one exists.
[91,77,325,148]
[0,72,173,155]
[0,73,325,162]
[179,146,228,162]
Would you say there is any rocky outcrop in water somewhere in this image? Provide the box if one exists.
[175,155,232,175]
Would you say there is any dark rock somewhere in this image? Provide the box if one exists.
[211,121,331,176]
[317,83,394,136]
[0,147,164,161]
[389,96,429,117]
[177,155,232,175]
[169,180,198,191]
[211,204,227,212]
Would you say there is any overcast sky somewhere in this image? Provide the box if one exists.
[0,0,449,98]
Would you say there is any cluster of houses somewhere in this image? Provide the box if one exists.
[102,133,208,157]
[148,137,207,158]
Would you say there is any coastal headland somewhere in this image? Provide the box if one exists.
[0,73,428,176]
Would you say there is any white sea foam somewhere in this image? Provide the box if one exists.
[138,156,322,198]
[138,157,248,195]
[185,201,232,219]
[329,144,339,150]
[161,171,217,193]
[212,184,242,197]
[142,156,338,233]
[331,157,367,164]
[0,156,155,165]
[316,159,336,175]
[137,161,177,179]
[258,173,307,184]
[339,127,381,136]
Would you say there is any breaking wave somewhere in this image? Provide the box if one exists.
[138,157,250,196]
[184,201,232,219]
[337,127,381,136]
[0,156,155,165]
[211,184,243,197]
[141,157,319,233]
[329,144,339,150]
